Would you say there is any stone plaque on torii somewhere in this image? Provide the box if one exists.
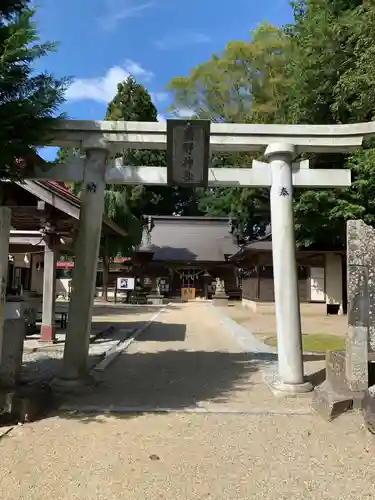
[15,118,375,394]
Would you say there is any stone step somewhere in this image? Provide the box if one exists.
[312,380,354,421]
[326,349,375,394]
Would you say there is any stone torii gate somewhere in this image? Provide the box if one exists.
[18,119,375,394]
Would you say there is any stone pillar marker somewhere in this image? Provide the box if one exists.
[0,207,11,361]
[52,137,110,390]
[265,143,312,393]
[0,208,25,389]
[345,220,371,392]
[39,237,57,343]
[313,220,375,421]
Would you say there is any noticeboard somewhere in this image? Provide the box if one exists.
[116,277,135,291]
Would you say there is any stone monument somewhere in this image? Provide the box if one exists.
[212,278,229,307]
[313,220,375,421]
[146,277,164,305]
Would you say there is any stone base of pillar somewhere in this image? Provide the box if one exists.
[212,294,229,307]
[264,371,313,396]
[39,324,56,343]
[50,373,97,394]
[270,379,313,395]
[146,294,164,305]
[312,349,373,421]
[312,380,362,421]
[0,384,55,424]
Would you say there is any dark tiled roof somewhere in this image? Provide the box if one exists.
[139,216,239,262]
[230,231,346,261]
[32,181,126,237]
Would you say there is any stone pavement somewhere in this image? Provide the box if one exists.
[0,302,375,499]
[21,304,160,383]
[60,302,318,414]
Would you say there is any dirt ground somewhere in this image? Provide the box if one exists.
[0,303,373,500]
[226,302,347,337]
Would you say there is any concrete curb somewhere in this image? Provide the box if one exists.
[24,325,116,354]
[59,404,313,416]
[0,426,14,439]
[209,305,275,354]
[92,305,169,373]
[262,336,328,358]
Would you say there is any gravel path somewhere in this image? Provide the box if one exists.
[0,412,374,499]
[61,302,285,412]
[0,302,372,499]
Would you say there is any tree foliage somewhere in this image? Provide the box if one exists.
[0,1,69,181]
[105,76,200,218]
[167,0,375,248]
[57,76,202,298]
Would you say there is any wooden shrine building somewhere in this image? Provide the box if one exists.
[133,216,241,300]
[230,231,346,314]
[2,178,125,341]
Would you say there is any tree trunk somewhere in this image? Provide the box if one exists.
[103,256,110,302]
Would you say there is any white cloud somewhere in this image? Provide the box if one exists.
[155,32,211,51]
[66,61,154,103]
[100,0,154,31]
[124,59,153,81]
[175,107,195,118]
[150,91,168,104]
[157,114,166,123]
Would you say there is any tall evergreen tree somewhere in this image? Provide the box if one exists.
[0,1,69,180]
[57,77,200,300]
[105,76,199,218]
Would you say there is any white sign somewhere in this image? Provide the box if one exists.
[117,277,135,290]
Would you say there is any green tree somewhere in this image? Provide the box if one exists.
[0,1,69,181]
[57,77,201,300]
[105,76,200,218]
[168,24,291,124]
[285,0,375,247]
[168,1,375,248]
[167,24,291,232]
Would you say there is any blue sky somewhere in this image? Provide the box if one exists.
[35,0,293,159]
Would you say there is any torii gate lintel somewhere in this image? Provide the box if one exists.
[20,119,369,394]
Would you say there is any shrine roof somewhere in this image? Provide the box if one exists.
[229,234,345,261]
[4,153,125,236]
[137,216,239,262]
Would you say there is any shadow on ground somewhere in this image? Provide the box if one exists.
[54,347,278,423]
[25,319,152,348]
[92,304,172,317]
[13,313,326,425]
[17,318,278,424]
[58,351,325,420]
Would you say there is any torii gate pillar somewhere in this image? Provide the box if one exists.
[28,118,355,395]
[51,137,110,390]
[265,144,312,393]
